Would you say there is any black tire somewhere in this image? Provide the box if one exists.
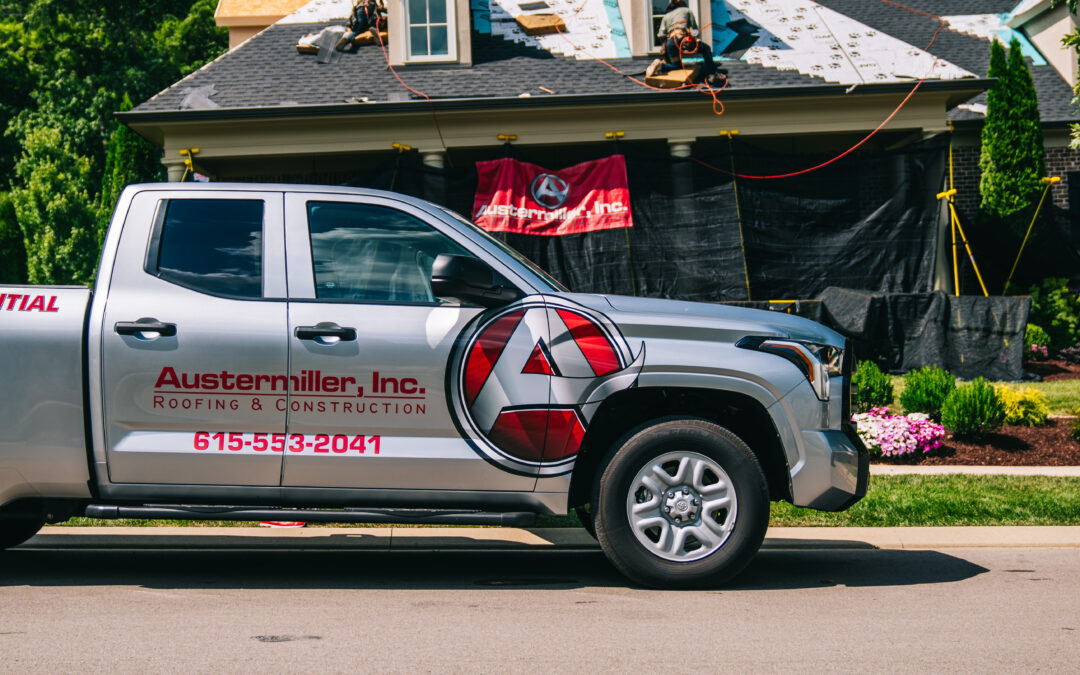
[593,418,769,589]
[574,505,596,539]
[0,517,44,550]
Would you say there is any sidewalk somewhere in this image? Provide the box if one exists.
[24,525,1080,551]
[871,465,1080,476]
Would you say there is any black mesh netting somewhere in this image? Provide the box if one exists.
[333,134,1051,378]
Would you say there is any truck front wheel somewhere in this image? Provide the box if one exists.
[0,516,44,550]
[593,418,770,588]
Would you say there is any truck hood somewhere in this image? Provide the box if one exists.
[557,293,844,347]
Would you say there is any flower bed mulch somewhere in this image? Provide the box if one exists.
[873,418,1080,466]
[1024,359,1080,381]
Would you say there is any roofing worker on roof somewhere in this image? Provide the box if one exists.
[335,0,385,51]
[656,0,697,42]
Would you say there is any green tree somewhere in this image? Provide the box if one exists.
[0,192,27,283]
[979,37,1046,233]
[12,126,98,285]
[97,94,163,240]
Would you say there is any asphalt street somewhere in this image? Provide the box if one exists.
[1,531,1078,672]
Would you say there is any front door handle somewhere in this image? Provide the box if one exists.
[115,318,177,337]
[295,324,357,342]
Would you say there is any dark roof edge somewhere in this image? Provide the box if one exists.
[119,78,995,123]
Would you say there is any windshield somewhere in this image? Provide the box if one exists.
[436,206,570,292]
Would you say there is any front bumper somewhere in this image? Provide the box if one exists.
[790,423,870,512]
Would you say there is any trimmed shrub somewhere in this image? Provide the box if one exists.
[853,360,893,413]
[994,385,1049,426]
[1060,344,1080,365]
[1027,278,1080,350]
[900,365,956,420]
[942,378,1006,439]
[1024,324,1051,361]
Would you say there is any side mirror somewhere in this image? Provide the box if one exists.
[431,254,522,308]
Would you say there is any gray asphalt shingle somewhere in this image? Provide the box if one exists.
[132,1,1077,124]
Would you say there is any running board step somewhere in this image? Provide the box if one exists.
[84,505,536,527]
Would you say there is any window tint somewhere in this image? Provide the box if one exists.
[307,202,472,304]
[154,199,264,298]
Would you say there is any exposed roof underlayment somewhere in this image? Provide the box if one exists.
[486,0,631,60]
[278,0,351,24]
[271,1,1047,85]
[942,13,1047,65]
[725,0,973,84]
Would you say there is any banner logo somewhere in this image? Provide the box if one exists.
[530,173,570,209]
[448,297,644,477]
[473,155,634,236]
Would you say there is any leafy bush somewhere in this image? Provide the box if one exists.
[1027,278,1080,350]
[1059,344,1080,365]
[1024,324,1051,361]
[852,408,945,457]
[941,378,1006,439]
[994,385,1049,426]
[853,361,893,412]
[900,366,956,420]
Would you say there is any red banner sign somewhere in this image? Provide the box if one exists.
[472,155,633,236]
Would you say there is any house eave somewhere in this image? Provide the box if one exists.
[118,78,994,125]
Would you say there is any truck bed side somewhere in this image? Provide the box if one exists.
[0,286,94,506]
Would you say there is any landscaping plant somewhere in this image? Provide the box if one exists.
[941,377,1006,439]
[1027,278,1080,350]
[978,37,1045,235]
[900,365,956,420]
[994,385,1049,426]
[851,407,945,458]
[852,360,893,412]
[1059,343,1080,365]
[1023,324,1051,361]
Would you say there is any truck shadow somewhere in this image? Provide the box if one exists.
[0,544,987,591]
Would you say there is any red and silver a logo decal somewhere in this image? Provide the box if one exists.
[449,298,643,477]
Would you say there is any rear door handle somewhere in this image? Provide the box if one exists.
[295,324,357,342]
[115,319,177,337]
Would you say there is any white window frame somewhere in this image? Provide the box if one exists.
[405,0,457,63]
[650,0,702,52]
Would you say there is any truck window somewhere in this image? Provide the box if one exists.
[306,201,472,304]
[150,199,264,299]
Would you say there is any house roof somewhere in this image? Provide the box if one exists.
[128,0,1077,125]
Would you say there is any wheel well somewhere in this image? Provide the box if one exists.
[569,387,792,508]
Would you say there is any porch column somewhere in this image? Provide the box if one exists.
[422,151,447,205]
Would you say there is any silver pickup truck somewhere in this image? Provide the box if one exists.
[0,183,867,587]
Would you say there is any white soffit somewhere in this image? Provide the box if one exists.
[729,0,975,85]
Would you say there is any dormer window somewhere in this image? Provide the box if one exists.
[406,0,456,61]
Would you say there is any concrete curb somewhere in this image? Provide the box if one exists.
[23,525,1080,551]
[871,465,1080,477]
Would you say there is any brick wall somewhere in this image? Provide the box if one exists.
[950,144,1080,216]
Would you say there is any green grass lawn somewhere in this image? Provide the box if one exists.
[58,476,1080,529]
[769,475,1080,527]
[888,375,1080,415]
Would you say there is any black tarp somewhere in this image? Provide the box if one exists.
[342,135,950,302]
[330,134,1041,378]
[726,289,1030,380]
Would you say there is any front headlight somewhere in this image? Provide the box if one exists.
[737,337,843,401]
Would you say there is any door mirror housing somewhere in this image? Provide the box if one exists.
[431,254,522,308]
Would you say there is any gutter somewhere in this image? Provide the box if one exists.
[117,78,995,124]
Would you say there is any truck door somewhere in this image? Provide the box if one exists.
[280,194,538,491]
[100,190,288,486]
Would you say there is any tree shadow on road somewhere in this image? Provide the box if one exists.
[0,545,987,591]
